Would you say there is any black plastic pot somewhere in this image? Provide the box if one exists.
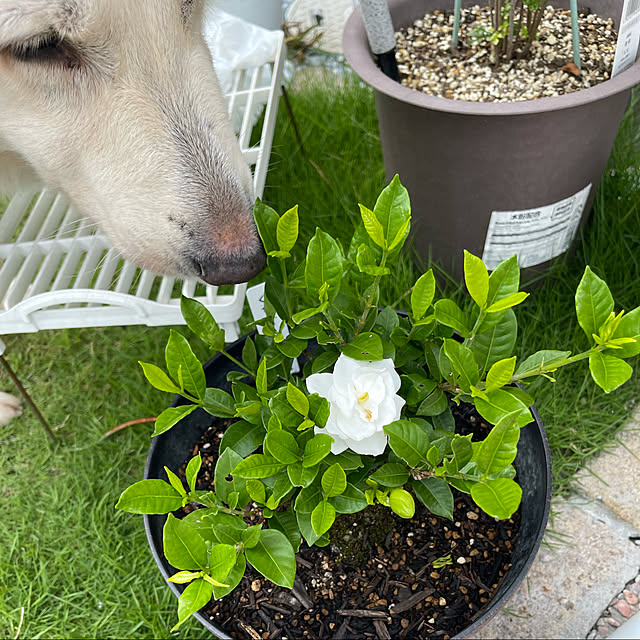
[343,0,640,279]
[143,334,552,638]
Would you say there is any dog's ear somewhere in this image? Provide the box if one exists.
[0,0,85,49]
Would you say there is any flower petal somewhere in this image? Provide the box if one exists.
[305,373,333,398]
[343,430,388,456]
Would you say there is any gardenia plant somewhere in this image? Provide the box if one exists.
[117,176,638,631]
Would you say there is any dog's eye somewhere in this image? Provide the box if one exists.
[11,35,68,64]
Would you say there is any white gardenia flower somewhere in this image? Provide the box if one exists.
[305,354,405,456]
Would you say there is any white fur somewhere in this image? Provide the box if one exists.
[0,0,265,284]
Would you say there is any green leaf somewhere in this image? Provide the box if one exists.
[269,511,302,552]
[471,478,522,519]
[287,383,309,416]
[232,454,284,479]
[444,434,474,474]
[256,358,268,396]
[411,270,436,321]
[219,421,265,458]
[359,204,385,249]
[165,330,206,399]
[276,205,299,254]
[152,405,198,437]
[486,357,517,392]
[330,483,368,514]
[611,307,640,358]
[296,511,323,546]
[514,350,570,377]
[180,296,222,351]
[287,461,319,487]
[276,336,307,359]
[486,255,520,307]
[412,477,454,520]
[185,454,202,493]
[342,333,384,361]
[474,388,532,428]
[474,413,521,477]
[311,350,340,374]
[242,338,258,374]
[443,339,479,392]
[464,251,489,309]
[294,481,323,513]
[202,388,236,418]
[311,500,336,535]
[486,291,529,313]
[264,430,300,464]
[575,266,615,342]
[389,488,415,518]
[209,543,237,582]
[305,229,343,302]
[373,175,411,251]
[139,362,180,394]
[215,448,249,507]
[163,514,209,570]
[167,570,201,585]
[213,553,246,599]
[254,199,280,255]
[241,526,262,549]
[471,309,518,373]
[356,243,390,276]
[116,479,183,514]
[588,352,633,393]
[171,578,213,632]
[434,299,470,337]
[321,463,347,497]
[308,393,331,428]
[370,463,410,487]
[245,529,296,588]
[246,479,266,504]
[384,420,430,467]
[388,217,411,251]
[303,433,334,467]
[417,388,449,417]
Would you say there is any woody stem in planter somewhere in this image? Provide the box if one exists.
[117,176,639,631]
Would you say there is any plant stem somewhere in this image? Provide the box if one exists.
[569,0,582,70]
[355,250,389,335]
[510,348,599,384]
[452,0,462,51]
[220,351,254,377]
[279,259,293,320]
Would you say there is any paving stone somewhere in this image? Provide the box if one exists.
[575,408,640,530]
[474,497,640,639]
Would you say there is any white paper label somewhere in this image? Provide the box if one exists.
[612,0,640,77]
[481,184,592,271]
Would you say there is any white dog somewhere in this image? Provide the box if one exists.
[0,0,268,425]
[0,0,266,285]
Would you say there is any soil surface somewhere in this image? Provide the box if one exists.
[395,5,617,102]
[175,404,521,639]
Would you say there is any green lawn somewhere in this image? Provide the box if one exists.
[0,69,638,638]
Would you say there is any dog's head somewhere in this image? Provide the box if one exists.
[0,0,266,285]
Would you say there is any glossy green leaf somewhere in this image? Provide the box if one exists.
[202,388,236,418]
[303,433,334,467]
[209,543,237,582]
[443,339,479,392]
[232,454,284,479]
[116,479,183,514]
[389,488,415,519]
[474,388,532,428]
[215,448,249,507]
[287,383,309,416]
[321,463,347,497]
[485,357,517,392]
[264,430,300,464]
[588,352,633,393]
[373,175,411,251]
[412,477,454,520]
[245,529,296,588]
[213,553,246,599]
[342,332,384,361]
[411,270,436,321]
[434,299,470,337]
[514,350,570,377]
[384,420,430,467]
[287,461,319,487]
[471,308,517,373]
[486,255,520,307]
[370,463,410,487]
[296,511,323,546]
[474,413,521,477]
[241,526,262,550]
[471,478,522,519]
[305,229,343,302]
[172,578,213,632]
[486,291,529,313]
[276,205,299,254]
[139,362,180,394]
[269,511,302,553]
[254,199,280,254]
[575,266,614,342]
[330,483,369,514]
[219,420,265,458]
[185,454,202,494]
[165,330,206,399]
[153,405,198,437]
[359,204,385,248]
[246,479,266,504]
[163,514,208,570]
[464,251,489,309]
[311,350,340,374]
[417,388,449,417]
[610,307,640,358]
[311,500,336,535]
[294,482,323,513]
[180,296,222,351]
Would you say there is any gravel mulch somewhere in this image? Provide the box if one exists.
[587,571,640,639]
[395,5,617,102]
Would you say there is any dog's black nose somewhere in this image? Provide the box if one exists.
[197,245,266,286]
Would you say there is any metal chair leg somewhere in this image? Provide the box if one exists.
[0,339,57,444]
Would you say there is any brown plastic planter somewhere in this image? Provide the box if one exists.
[344,0,640,278]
